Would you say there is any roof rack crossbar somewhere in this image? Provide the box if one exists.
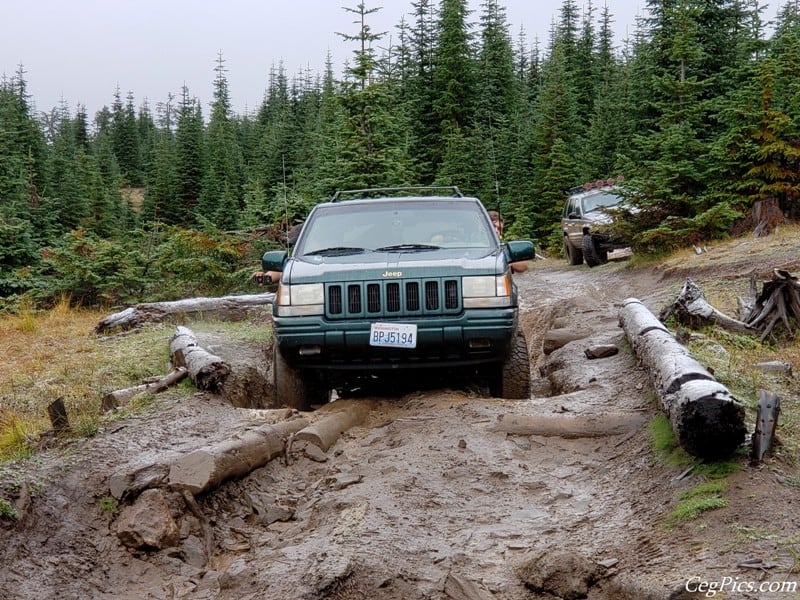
[331,186,464,202]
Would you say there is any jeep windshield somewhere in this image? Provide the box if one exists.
[583,191,623,213]
[294,200,496,257]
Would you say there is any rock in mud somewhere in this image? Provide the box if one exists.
[517,549,602,600]
[114,488,180,550]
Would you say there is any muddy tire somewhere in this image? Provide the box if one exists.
[564,240,584,265]
[272,342,328,411]
[582,234,607,268]
[491,330,531,399]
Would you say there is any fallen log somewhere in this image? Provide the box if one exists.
[620,298,746,459]
[661,278,756,334]
[168,417,309,495]
[542,327,589,355]
[101,367,188,412]
[169,326,230,392]
[94,292,275,334]
[294,400,375,452]
[489,411,646,439]
[109,462,172,500]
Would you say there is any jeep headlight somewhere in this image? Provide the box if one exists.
[276,282,324,316]
[462,275,512,308]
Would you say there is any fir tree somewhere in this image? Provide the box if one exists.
[174,87,205,225]
[197,53,245,230]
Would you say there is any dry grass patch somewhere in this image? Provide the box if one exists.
[658,221,800,275]
[0,299,174,458]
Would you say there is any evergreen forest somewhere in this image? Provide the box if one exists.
[2,0,800,310]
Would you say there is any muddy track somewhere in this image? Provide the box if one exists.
[1,256,797,600]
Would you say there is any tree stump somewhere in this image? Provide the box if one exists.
[743,269,800,341]
[751,390,780,463]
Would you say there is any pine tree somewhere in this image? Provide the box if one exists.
[252,64,297,194]
[0,66,49,226]
[529,36,582,239]
[46,102,90,234]
[626,0,756,247]
[174,87,205,225]
[142,126,178,224]
[198,53,245,230]
[432,0,477,143]
[473,0,520,206]
[333,3,415,189]
[584,5,626,179]
[110,88,142,186]
[402,0,440,182]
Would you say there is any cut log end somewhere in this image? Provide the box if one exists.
[674,394,747,459]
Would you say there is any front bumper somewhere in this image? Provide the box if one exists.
[273,307,518,371]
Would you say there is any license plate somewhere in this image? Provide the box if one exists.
[369,322,417,348]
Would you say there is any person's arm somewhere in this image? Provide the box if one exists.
[251,271,280,286]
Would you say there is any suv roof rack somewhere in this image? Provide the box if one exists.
[331,186,464,202]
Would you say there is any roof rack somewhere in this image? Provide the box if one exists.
[331,186,464,202]
[569,175,625,196]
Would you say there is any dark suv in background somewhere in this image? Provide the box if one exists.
[262,187,535,409]
[561,178,630,267]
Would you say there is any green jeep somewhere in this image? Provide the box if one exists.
[262,187,535,409]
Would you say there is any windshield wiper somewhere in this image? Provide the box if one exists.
[374,244,441,252]
[304,246,367,256]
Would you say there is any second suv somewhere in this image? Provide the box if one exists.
[262,187,535,409]
[561,179,630,267]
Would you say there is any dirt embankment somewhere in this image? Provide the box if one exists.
[1,250,799,600]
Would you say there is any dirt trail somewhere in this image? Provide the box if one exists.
[1,256,799,600]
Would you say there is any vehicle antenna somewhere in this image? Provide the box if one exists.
[282,154,290,250]
[484,108,501,209]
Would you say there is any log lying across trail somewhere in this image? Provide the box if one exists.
[94,292,275,334]
[489,411,647,439]
[169,326,230,392]
[620,298,746,459]
[168,417,310,495]
[294,400,376,452]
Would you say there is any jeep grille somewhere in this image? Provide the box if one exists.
[326,278,461,318]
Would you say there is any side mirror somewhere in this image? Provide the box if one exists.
[505,240,535,262]
[262,250,288,272]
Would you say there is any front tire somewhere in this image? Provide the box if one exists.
[564,239,584,265]
[490,330,531,399]
[582,234,608,268]
[272,342,328,411]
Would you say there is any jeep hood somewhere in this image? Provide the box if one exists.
[285,249,503,284]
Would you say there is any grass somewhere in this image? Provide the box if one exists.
[97,496,117,513]
[667,483,728,527]
[648,414,693,467]
[686,327,800,464]
[0,297,270,462]
[649,414,743,528]
[0,497,19,520]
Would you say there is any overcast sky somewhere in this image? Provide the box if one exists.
[0,1,778,118]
